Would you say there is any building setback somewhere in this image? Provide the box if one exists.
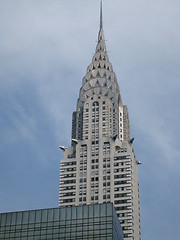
[0,203,123,240]
[59,3,141,240]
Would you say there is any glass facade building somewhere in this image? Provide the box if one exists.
[0,203,123,240]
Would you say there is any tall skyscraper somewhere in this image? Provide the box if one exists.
[59,3,141,240]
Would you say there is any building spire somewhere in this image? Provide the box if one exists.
[100,1,103,30]
[98,1,105,42]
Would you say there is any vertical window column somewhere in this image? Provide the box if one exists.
[102,142,111,202]
[92,102,99,141]
[79,145,87,204]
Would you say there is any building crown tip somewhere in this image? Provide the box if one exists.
[100,1,103,30]
[98,1,105,42]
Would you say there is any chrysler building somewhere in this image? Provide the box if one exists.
[59,3,141,240]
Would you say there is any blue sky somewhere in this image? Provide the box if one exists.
[0,0,180,239]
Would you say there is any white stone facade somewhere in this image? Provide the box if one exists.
[59,6,141,240]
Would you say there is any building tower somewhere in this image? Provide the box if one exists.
[59,3,141,240]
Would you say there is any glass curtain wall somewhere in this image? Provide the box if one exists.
[0,203,123,240]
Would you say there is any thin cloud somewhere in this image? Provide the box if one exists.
[0,1,180,239]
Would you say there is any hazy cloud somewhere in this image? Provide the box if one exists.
[0,1,180,239]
